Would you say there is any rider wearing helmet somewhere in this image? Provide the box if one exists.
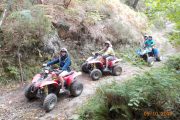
[144,35,148,42]
[47,48,71,92]
[99,41,115,71]
[144,36,160,61]
[144,36,155,48]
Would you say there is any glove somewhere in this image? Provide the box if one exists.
[43,63,47,67]
[95,52,99,56]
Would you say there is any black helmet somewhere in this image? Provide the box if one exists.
[148,36,152,39]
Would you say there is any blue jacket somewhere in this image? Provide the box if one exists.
[47,55,71,72]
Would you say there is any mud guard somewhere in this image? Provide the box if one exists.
[87,61,102,64]
[111,59,122,65]
[64,72,82,86]
[40,81,58,88]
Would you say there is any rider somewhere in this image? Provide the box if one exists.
[47,48,71,92]
[144,35,148,42]
[98,41,115,71]
[144,36,155,48]
[144,36,160,61]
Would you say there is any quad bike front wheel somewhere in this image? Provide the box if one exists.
[43,93,57,112]
[90,69,102,80]
[112,65,122,76]
[147,57,154,67]
[70,81,83,97]
[24,84,37,100]
[81,63,89,73]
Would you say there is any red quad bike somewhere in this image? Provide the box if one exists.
[81,53,122,80]
[24,66,83,112]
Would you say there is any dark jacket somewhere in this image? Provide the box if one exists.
[47,55,71,72]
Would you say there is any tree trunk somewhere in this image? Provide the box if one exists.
[0,9,7,29]
[0,0,13,29]
[132,0,139,9]
[17,45,24,85]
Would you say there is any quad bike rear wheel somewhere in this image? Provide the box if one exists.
[156,55,161,61]
[81,63,89,73]
[70,81,83,97]
[90,69,102,80]
[24,84,37,100]
[112,65,122,76]
[43,93,57,112]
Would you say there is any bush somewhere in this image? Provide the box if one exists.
[79,55,180,120]
[0,6,52,83]
[169,32,180,46]
[166,54,180,71]
[115,47,147,67]
[3,7,51,49]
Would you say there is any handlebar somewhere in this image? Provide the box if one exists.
[43,63,47,67]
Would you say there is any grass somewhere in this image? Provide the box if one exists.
[115,47,147,67]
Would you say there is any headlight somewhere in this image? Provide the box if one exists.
[45,70,49,73]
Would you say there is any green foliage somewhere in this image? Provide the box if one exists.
[166,54,180,70]
[70,50,84,71]
[6,66,20,79]
[0,65,20,84]
[0,6,52,83]
[169,32,180,46]
[145,0,180,45]
[4,7,51,47]
[79,55,180,120]
[23,64,41,81]
[116,48,147,67]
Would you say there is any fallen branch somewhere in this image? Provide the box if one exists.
[17,45,24,85]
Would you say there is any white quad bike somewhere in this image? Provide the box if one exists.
[81,53,122,80]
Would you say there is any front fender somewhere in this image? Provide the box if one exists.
[40,81,58,88]
[86,56,94,62]
[112,59,122,65]
[87,60,102,64]
[64,72,82,86]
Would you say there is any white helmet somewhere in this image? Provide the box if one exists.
[60,48,68,53]
[105,41,112,47]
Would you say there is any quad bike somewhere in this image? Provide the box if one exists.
[24,66,83,112]
[81,53,122,80]
[137,47,161,66]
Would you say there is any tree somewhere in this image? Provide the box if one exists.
[126,0,140,9]
[145,0,180,45]
[132,0,139,9]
